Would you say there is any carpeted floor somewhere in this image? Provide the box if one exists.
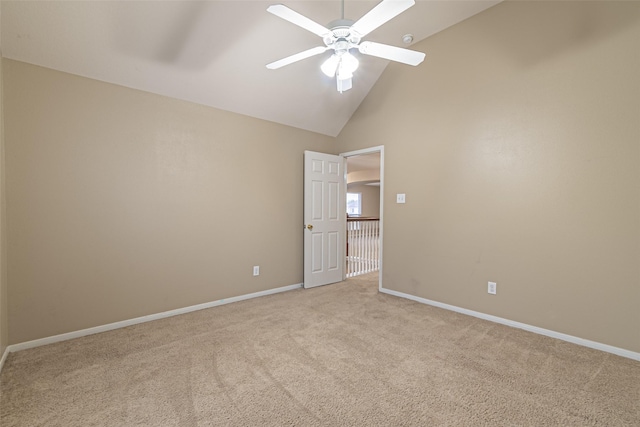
[1,272,639,426]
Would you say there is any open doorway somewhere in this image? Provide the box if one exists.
[341,146,384,291]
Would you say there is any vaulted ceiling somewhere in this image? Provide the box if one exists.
[1,1,500,136]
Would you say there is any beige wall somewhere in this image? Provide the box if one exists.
[2,1,638,355]
[4,60,336,344]
[347,183,380,218]
[337,1,640,352]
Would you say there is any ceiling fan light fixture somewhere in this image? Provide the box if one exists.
[340,51,359,75]
[336,66,352,81]
[336,76,352,93]
[321,54,339,77]
[322,51,358,79]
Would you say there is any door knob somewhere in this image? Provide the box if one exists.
[307,224,313,230]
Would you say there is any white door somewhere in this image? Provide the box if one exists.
[304,151,345,288]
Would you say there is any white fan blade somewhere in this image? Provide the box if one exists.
[351,0,415,38]
[267,4,331,38]
[266,46,329,69]
[358,41,425,66]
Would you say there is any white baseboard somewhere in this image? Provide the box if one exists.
[380,287,640,362]
[4,282,636,373]
[0,345,8,372]
[5,283,303,355]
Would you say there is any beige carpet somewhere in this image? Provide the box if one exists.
[1,273,639,426]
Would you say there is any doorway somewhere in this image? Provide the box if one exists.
[341,146,384,291]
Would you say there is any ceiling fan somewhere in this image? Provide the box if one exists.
[266,0,426,93]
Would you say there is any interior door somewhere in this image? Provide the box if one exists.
[304,151,345,288]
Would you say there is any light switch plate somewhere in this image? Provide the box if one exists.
[397,193,406,204]
[488,281,496,295]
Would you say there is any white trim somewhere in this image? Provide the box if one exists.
[5,283,303,354]
[380,287,640,362]
[340,145,385,158]
[0,346,8,372]
[340,145,384,291]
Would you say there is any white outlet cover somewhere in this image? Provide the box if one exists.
[397,193,406,204]
[253,266,260,276]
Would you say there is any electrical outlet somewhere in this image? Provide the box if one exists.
[396,193,406,204]
[488,281,497,295]
[253,266,260,276]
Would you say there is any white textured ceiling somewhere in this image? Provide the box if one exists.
[1,1,500,136]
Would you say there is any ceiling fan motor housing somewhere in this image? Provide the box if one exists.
[323,19,361,50]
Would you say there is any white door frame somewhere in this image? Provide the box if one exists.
[340,145,384,292]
